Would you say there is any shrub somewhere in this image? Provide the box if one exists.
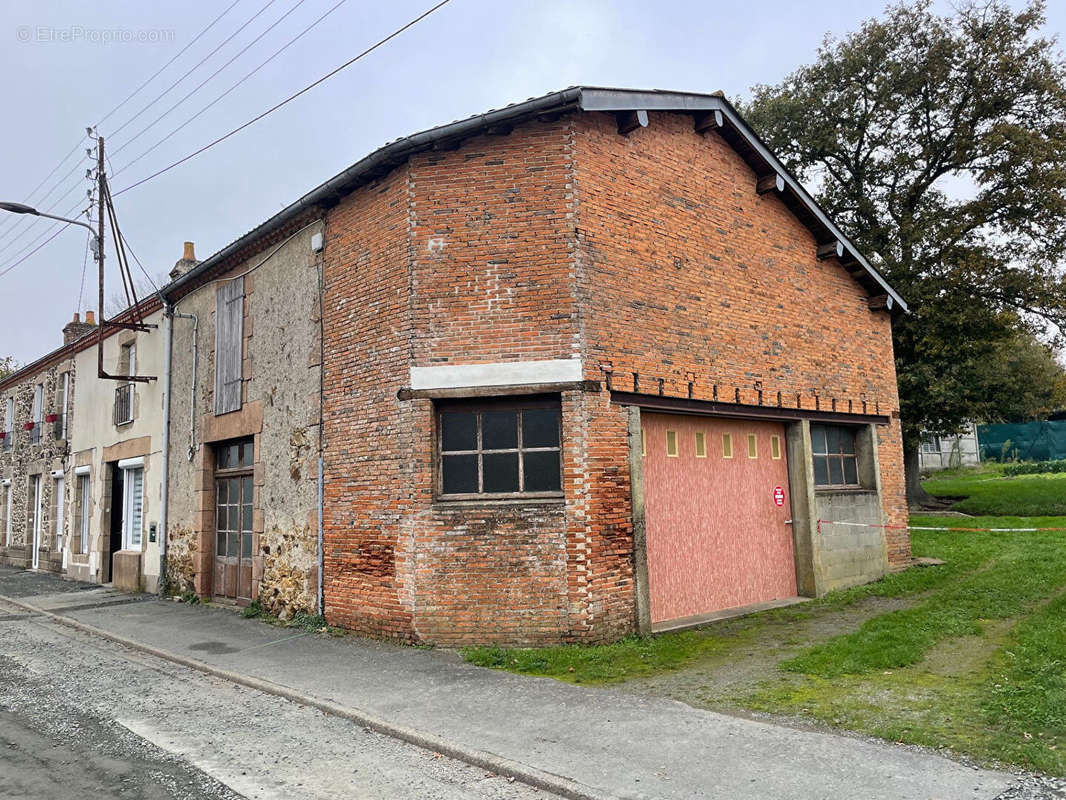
[1003,459,1066,477]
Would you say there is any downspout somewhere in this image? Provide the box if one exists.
[316,224,325,616]
[158,302,173,595]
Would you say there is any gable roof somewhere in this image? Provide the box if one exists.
[163,87,906,313]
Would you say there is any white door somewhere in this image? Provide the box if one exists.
[30,475,41,569]
[122,467,143,551]
[54,476,64,551]
[3,483,11,546]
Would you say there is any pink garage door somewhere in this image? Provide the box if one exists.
[641,413,797,624]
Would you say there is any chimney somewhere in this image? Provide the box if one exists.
[170,241,199,280]
[63,311,97,344]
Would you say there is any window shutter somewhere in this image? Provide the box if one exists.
[215,277,244,414]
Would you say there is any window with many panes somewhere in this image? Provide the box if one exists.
[810,424,860,488]
[214,438,254,562]
[437,398,562,498]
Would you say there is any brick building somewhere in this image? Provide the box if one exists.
[309,87,907,644]
[2,87,909,647]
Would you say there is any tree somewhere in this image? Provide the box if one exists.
[743,0,1066,504]
[978,334,1066,422]
[0,355,17,381]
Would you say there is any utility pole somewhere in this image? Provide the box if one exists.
[96,135,106,381]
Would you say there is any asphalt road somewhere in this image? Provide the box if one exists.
[0,600,554,800]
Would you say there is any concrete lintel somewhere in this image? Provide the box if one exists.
[409,359,583,392]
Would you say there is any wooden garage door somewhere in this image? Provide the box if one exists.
[642,413,797,625]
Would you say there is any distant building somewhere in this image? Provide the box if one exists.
[920,423,981,471]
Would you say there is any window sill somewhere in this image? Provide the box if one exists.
[434,495,566,509]
[814,486,876,495]
[115,419,134,428]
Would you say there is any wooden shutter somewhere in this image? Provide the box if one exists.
[215,277,244,414]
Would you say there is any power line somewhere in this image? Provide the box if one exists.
[96,0,244,131]
[115,0,452,197]
[0,3,242,242]
[111,0,311,161]
[0,139,83,241]
[0,223,72,280]
[113,0,347,179]
[0,199,84,271]
[0,176,89,258]
[75,226,92,315]
[107,0,282,142]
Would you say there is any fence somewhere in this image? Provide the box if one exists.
[977,420,1066,462]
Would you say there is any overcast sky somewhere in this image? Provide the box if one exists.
[1,0,1063,364]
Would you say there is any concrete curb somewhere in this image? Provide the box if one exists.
[0,593,620,800]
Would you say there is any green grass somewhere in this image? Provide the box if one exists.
[979,589,1066,773]
[782,517,1066,677]
[465,629,740,684]
[463,507,1066,773]
[924,464,1066,516]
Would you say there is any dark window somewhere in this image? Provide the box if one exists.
[437,398,562,498]
[811,424,860,488]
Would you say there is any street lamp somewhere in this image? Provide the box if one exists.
[0,201,99,255]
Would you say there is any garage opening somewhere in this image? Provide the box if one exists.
[641,413,797,628]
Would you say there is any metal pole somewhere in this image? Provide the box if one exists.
[96,136,106,379]
[159,303,172,595]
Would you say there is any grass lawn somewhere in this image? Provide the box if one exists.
[924,463,1066,516]
[464,467,1066,774]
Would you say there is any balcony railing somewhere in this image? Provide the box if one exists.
[114,383,134,426]
[52,413,67,441]
[29,422,41,445]
[0,431,11,452]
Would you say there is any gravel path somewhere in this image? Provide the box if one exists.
[0,603,554,800]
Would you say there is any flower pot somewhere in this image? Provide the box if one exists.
[23,421,35,431]
[45,414,58,423]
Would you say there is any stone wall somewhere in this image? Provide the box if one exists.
[0,355,75,573]
[166,219,324,615]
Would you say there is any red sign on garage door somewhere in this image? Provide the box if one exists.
[773,486,785,506]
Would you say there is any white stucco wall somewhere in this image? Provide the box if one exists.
[67,308,165,590]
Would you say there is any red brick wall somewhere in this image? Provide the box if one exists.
[321,109,910,646]
[571,111,909,564]
[322,167,417,638]
[323,123,606,645]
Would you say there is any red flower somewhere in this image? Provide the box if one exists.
[23,421,35,430]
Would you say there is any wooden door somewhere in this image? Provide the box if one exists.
[212,439,254,604]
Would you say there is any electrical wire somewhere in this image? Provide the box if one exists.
[75,226,92,315]
[96,0,243,132]
[114,0,451,197]
[0,223,72,280]
[106,0,282,142]
[0,3,241,243]
[111,0,311,161]
[0,181,87,259]
[113,0,346,178]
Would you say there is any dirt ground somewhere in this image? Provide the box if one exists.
[620,593,920,709]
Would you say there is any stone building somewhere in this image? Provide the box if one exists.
[161,229,325,618]
[0,314,90,572]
